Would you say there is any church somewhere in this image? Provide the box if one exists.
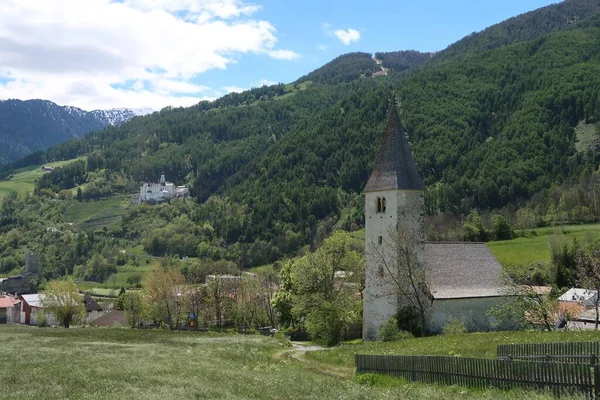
[362,105,509,340]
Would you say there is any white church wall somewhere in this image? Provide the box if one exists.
[363,188,424,340]
[430,296,506,333]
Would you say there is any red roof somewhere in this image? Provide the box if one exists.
[0,296,19,308]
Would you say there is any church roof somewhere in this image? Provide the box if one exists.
[364,105,424,192]
[424,242,507,299]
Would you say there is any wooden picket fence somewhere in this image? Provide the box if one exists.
[355,354,599,398]
[498,342,600,364]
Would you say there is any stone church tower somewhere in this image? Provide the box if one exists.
[363,104,425,341]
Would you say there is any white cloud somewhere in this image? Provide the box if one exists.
[223,86,245,93]
[258,78,277,87]
[317,44,328,51]
[268,49,300,60]
[0,0,297,110]
[333,28,361,45]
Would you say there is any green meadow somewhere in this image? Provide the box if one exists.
[0,325,577,400]
[63,197,129,230]
[488,224,600,267]
[0,158,84,199]
[307,330,600,367]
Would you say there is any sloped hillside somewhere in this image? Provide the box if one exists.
[0,99,151,164]
[3,0,600,275]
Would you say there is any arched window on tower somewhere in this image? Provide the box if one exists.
[381,197,386,213]
[376,197,382,213]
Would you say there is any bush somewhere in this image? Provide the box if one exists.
[35,313,48,328]
[378,317,400,341]
[378,317,414,342]
[442,317,467,335]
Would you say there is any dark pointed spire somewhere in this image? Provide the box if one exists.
[364,101,424,192]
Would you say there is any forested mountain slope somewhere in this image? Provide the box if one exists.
[3,0,600,276]
[441,0,600,60]
[0,99,151,165]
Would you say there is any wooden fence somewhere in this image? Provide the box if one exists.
[355,354,599,398]
[498,342,600,364]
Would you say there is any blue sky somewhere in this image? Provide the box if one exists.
[0,0,559,110]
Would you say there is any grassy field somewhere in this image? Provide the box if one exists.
[63,197,129,230]
[307,330,600,368]
[78,260,158,293]
[0,326,574,400]
[0,158,84,199]
[488,224,600,266]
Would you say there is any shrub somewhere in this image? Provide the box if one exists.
[442,317,467,335]
[378,317,400,341]
[36,313,48,328]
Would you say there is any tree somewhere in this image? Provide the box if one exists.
[123,291,144,328]
[575,241,600,330]
[143,266,185,329]
[489,282,559,331]
[372,229,431,336]
[41,279,85,328]
[274,231,363,345]
[205,275,235,328]
[185,284,208,330]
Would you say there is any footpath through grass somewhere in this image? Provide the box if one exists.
[307,330,600,368]
[0,325,570,400]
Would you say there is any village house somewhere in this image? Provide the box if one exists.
[0,293,20,323]
[83,293,103,321]
[18,294,56,326]
[138,172,189,203]
[362,105,512,340]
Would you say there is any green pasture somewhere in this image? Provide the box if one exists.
[0,158,84,199]
[0,325,571,399]
[78,260,158,293]
[307,330,600,368]
[63,197,129,230]
[488,224,600,267]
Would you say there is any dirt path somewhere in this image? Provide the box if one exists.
[273,342,354,379]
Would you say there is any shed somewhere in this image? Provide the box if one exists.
[18,294,57,325]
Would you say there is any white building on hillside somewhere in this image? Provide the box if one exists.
[139,173,189,204]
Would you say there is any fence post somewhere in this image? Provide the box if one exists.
[594,356,600,399]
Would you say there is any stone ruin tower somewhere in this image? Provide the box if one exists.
[362,104,425,341]
[24,249,39,277]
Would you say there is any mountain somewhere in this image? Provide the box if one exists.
[3,0,600,278]
[0,99,153,165]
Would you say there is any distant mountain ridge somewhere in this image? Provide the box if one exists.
[0,99,153,165]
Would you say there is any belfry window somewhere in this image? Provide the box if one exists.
[376,197,386,213]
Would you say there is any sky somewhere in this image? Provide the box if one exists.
[0,0,561,111]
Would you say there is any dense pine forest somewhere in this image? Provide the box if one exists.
[2,0,600,281]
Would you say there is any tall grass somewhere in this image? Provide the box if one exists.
[0,326,570,399]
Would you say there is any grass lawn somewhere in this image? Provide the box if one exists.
[0,158,84,199]
[0,326,571,400]
[307,330,600,368]
[488,224,600,266]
